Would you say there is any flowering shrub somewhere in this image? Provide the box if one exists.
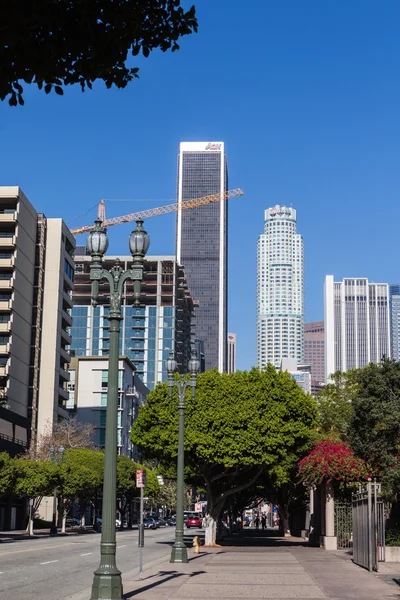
[298,439,370,486]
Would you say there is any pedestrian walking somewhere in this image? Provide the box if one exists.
[255,515,260,529]
[261,513,266,531]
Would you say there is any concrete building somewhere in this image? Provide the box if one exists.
[0,187,75,456]
[257,205,304,369]
[280,358,312,395]
[325,276,390,381]
[304,321,325,389]
[227,333,236,374]
[67,356,148,458]
[390,284,400,361]
[176,142,228,372]
[71,254,194,390]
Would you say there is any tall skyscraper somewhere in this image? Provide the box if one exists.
[390,284,400,361]
[257,205,304,369]
[176,142,228,372]
[227,333,236,374]
[325,276,390,381]
[304,321,325,385]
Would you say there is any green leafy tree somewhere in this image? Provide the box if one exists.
[132,366,317,544]
[317,371,358,439]
[60,449,104,525]
[348,359,400,498]
[13,457,58,520]
[0,0,198,106]
[0,452,17,499]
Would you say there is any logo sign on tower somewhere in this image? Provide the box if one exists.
[205,143,222,151]
[136,469,146,488]
[269,207,291,217]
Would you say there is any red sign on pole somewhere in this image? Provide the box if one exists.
[136,469,146,488]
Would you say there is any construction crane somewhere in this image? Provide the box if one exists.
[71,188,244,235]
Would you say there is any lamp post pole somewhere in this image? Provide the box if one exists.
[166,350,200,563]
[49,445,64,535]
[87,218,150,600]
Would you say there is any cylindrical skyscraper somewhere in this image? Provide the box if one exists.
[257,205,304,368]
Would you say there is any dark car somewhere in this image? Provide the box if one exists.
[186,516,202,528]
[154,517,169,528]
[143,517,157,529]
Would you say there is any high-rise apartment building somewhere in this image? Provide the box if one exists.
[257,205,304,369]
[176,142,228,372]
[0,187,75,456]
[304,321,325,386]
[227,333,236,374]
[390,284,400,361]
[325,276,390,381]
[71,254,194,390]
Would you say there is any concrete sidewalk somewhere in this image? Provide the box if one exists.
[65,536,400,600]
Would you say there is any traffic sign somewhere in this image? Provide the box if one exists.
[136,469,146,488]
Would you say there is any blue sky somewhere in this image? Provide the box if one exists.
[1,1,400,370]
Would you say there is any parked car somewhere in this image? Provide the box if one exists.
[186,515,202,528]
[164,517,175,527]
[155,518,169,528]
[94,518,121,533]
[143,517,157,530]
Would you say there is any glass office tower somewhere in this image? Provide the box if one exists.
[176,142,228,372]
[390,284,400,361]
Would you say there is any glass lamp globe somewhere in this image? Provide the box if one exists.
[188,352,200,375]
[166,352,177,374]
[86,220,109,256]
[129,219,150,258]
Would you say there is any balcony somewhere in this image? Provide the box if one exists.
[58,386,69,401]
[61,328,72,345]
[0,280,12,290]
[0,322,10,333]
[0,344,10,354]
[0,301,10,311]
[59,367,70,382]
[60,347,71,362]
[0,364,8,376]
[62,309,72,327]
[0,258,13,268]
[0,237,15,248]
[0,213,16,223]
[63,291,73,308]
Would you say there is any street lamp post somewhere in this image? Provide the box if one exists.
[87,218,150,600]
[49,445,64,535]
[166,350,200,563]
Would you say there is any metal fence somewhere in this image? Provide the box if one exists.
[335,501,353,549]
[352,481,385,571]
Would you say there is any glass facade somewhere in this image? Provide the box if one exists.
[176,143,228,372]
[390,284,400,361]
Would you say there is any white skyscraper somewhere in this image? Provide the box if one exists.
[257,205,304,369]
[227,333,236,374]
[324,276,390,381]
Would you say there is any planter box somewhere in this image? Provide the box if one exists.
[385,546,400,562]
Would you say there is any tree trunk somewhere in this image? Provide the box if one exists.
[204,514,217,546]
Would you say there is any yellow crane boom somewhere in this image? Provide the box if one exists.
[71,188,244,235]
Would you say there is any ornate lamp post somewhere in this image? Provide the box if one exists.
[87,218,150,600]
[166,349,200,563]
[49,445,64,535]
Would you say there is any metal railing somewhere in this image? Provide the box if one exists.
[335,501,353,549]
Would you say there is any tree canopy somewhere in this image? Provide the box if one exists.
[0,0,198,106]
[347,359,400,497]
[316,371,357,440]
[131,366,318,532]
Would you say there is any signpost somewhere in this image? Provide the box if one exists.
[136,470,146,580]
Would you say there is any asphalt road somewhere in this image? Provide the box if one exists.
[0,526,186,600]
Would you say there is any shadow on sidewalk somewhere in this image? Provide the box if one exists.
[218,529,310,548]
[123,570,205,598]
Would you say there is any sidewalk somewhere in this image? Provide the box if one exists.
[0,526,96,542]
[65,533,400,600]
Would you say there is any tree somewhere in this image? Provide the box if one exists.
[0,0,198,106]
[60,449,104,525]
[0,452,16,499]
[347,359,400,498]
[131,366,317,544]
[316,371,358,439]
[29,417,96,460]
[298,439,369,491]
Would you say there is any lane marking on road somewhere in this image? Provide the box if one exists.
[81,553,92,556]
[0,542,76,557]
[118,545,127,549]
[40,560,59,565]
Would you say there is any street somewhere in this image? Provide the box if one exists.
[0,526,179,600]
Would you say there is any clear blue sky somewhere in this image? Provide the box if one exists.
[1,1,399,370]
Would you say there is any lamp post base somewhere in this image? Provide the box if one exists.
[90,571,123,600]
[170,542,189,563]
[50,525,58,535]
